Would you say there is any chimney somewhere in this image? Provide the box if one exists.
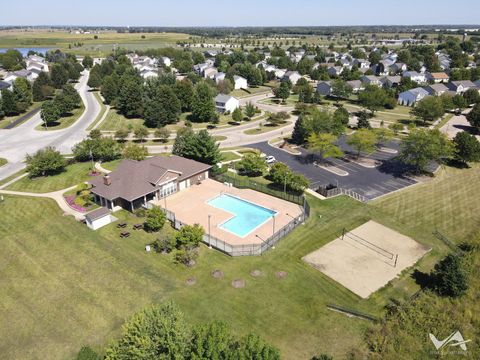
[103,175,111,186]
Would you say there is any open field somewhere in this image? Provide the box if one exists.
[0,30,191,56]
[1,164,479,359]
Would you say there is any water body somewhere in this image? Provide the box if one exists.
[0,47,54,56]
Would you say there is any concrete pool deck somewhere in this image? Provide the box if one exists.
[154,178,304,247]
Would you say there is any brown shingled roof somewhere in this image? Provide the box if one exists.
[89,156,211,201]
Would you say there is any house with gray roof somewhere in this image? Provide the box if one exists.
[316,81,332,96]
[425,83,449,96]
[398,87,430,106]
[214,94,239,113]
[89,156,212,212]
[446,80,477,94]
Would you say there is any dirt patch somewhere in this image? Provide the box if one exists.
[231,279,246,288]
[186,278,196,286]
[211,270,224,279]
[250,269,263,277]
[275,271,288,279]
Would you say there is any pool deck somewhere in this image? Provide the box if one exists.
[155,178,304,247]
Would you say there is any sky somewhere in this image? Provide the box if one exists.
[1,0,479,27]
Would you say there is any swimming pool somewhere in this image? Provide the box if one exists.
[207,194,277,237]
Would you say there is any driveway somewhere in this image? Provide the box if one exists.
[249,139,417,201]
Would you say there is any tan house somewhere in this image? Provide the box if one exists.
[89,156,211,211]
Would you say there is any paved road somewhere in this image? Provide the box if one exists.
[439,108,479,140]
[249,139,417,201]
[0,71,100,180]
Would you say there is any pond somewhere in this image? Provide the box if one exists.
[0,47,55,56]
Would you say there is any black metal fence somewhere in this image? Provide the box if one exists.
[213,172,306,206]
[316,185,367,203]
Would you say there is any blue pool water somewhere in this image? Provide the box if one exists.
[208,194,276,237]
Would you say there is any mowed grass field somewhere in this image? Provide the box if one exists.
[0,30,191,55]
[1,164,479,359]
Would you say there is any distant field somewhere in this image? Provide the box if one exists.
[0,30,191,55]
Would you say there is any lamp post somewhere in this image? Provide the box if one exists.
[208,214,212,249]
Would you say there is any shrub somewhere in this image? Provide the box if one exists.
[143,207,166,232]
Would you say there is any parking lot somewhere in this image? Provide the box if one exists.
[250,139,417,201]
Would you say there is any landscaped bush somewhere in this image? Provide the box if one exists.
[143,207,166,232]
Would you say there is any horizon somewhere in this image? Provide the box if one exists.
[1,0,479,27]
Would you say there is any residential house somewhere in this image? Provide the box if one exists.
[316,81,332,96]
[446,80,477,94]
[160,56,171,67]
[274,68,287,79]
[474,80,480,89]
[389,62,407,74]
[360,75,382,86]
[203,67,218,79]
[380,76,401,88]
[425,72,450,83]
[327,66,343,77]
[402,71,426,84]
[425,83,449,96]
[282,71,302,85]
[0,80,12,94]
[89,156,212,212]
[398,87,430,106]
[233,75,248,90]
[353,59,370,69]
[140,69,158,79]
[214,94,240,113]
[346,80,364,93]
[214,72,226,84]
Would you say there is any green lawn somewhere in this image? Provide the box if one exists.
[86,92,109,131]
[36,103,85,131]
[0,158,7,167]
[243,121,290,135]
[230,85,272,98]
[1,164,479,359]
[220,151,242,162]
[98,108,144,132]
[6,160,120,193]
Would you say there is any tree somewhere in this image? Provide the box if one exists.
[411,96,445,125]
[232,107,243,123]
[237,153,267,177]
[117,74,143,117]
[374,127,394,147]
[173,129,221,165]
[399,129,454,172]
[273,81,290,103]
[51,63,69,88]
[73,138,122,162]
[61,84,82,111]
[154,127,171,143]
[0,89,17,115]
[114,128,130,142]
[13,77,32,112]
[358,85,387,115]
[268,162,309,193]
[143,206,166,232]
[191,82,217,123]
[174,223,204,249]
[88,129,102,140]
[333,107,349,126]
[307,133,344,161]
[26,147,67,177]
[134,125,149,142]
[463,88,480,105]
[82,56,94,69]
[87,72,101,89]
[452,94,467,110]
[331,79,352,101]
[347,129,378,158]
[173,79,194,112]
[40,100,62,127]
[368,51,381,64]
[123,143,148,161]
[75,346,101,360]
[453,131,480,165]
[467,103,480,132]
[291,116,309,145]
[431,254,469,297]
[32,72,52,101]
[105,303,190,359]
[244,102,256,119]
[266,111,290,126]
[100,73,119,105]
[389,122,404,135]
[144,85,181,128]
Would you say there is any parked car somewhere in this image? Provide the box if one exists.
[265,155,276,164]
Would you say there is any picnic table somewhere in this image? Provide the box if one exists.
[117,222,127,228]
[133,223,143,230]
[120,231,130,238]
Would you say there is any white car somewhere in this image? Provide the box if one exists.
[265,155,276,164]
